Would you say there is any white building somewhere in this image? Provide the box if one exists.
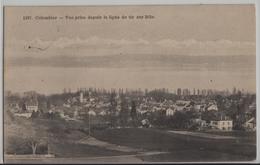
[25,99,38,112]
[166,108,176,116]
[210,118,233,131]
[243,117,256,131]
[207,104,218,111]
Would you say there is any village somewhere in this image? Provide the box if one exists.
[5,87,256,132]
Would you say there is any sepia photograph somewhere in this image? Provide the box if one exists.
[3,4,257,163]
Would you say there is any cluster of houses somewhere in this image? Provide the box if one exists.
[11,96,39,118]
[6,90,257,132]
[140,99,219,117]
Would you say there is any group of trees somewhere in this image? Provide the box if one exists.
[5,117,49,155]
[108,94,138,128]
[146,90,178,102]
[147,110,197,129]
[214,93,256,130]
[106,91,256,130]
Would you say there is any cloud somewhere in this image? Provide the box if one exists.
[5,37,255,74]
[156,38,255,49]
[155,39,255,56]
[6,37,255,59]
[22,36,150,49]
[12,36,255,49]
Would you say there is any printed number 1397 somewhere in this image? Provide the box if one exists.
[23,16,32,20]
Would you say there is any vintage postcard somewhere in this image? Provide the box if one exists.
[3,4,257,163]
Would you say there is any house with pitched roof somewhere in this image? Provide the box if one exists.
[243,117,256,131]
[210,115,233,131]
[25,98,38,112]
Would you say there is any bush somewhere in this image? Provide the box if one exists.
[5,137,31,154]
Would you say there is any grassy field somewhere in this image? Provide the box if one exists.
[92,128,256,162]
[33,119,137,158]
[202,130,256,143]
[5,116,256,162]
[49,141,135,158]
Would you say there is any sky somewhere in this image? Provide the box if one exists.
[4,5,256,94]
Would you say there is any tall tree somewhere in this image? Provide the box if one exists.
[22,103,27,112]
[119,96,129,127]
[109,93,117,127]
[130,100,137,119]
[130,100,138,127]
